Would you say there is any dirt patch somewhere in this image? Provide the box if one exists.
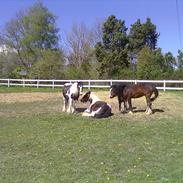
[0,92,61,104]
[0,91,182,119]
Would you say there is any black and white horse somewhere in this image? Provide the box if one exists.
[80,91,112,118]
[62,82,83,113]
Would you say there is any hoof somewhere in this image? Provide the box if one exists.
[82,112,91,117]
[67,110,71,113]
[128,111,133,114]
[146,110,152,115]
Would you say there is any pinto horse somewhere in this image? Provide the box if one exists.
[62,82,83,113]
[80,91,112,118]
[109,83,158,114]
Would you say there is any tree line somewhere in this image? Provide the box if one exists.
[0,2,183,79]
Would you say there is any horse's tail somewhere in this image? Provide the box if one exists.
[151,87,159,102]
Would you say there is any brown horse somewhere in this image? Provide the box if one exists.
[109,83,159,114]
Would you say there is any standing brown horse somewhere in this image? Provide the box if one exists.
[109,83,158,114]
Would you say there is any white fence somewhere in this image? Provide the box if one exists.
[0,78,183,91]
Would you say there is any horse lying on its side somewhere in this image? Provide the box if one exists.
[109,83,158,114]
[80,91,112,118]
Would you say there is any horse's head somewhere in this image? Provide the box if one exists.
[80,91,91,103]
[77,81,83,95]
[109,85,118,98]
[109,84,127,98]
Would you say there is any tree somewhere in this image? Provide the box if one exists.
[0,1,60,69]
[164,52,176,70]
[65,23,99,79]
[0,52,20,78]
[95,15,129,78]
[144,18,159,50]
[128,19,145,54]
[137,47,164,79]
[28,49,64,79]
[177,49,183,69]
[128,18,159,67]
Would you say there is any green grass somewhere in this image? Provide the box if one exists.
[0,90,183,183]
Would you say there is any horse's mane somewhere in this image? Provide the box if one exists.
[112,84,127,92]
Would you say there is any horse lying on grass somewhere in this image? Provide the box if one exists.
[62,82,83,113]
[109,83,158,114]
[80,91,112,118]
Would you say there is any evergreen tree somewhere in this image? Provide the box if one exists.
[164,52,176,70]
[177,50,183,69]
[128,18,159,67]
[95,15,129,78]
[144,18,159,50]
[137,47,163,79]
[128,19,145,54]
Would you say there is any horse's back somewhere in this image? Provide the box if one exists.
[123,83,156,98]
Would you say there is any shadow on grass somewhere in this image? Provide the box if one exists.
[133,108,164,114]
[76,107,87,113]
[119,107,164,114]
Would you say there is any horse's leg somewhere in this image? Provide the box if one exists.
[67,97,72,113]
[145,96,152,115]
[123,100,127,113]
[71,99,76,113]
[128,98,133,114]
[72,100,76,113]
[118,96,122,112]
[62,97,68,112]
[62,97,66,112]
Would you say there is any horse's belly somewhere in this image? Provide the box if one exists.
[132,93,144,98]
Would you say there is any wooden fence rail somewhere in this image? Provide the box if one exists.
[0,79,183,91]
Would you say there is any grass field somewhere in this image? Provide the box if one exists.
[0,87,183,183]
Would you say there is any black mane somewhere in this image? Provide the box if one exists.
[111,84,127,95]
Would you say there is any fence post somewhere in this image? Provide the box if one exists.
[37,80,39,88]
[52,80,55,89]
[23,79,25,88]
[8,79,10,87]
[110,80,112,87]
[163,80,166,92]
[88,80,91,90]
[135,80,137,84]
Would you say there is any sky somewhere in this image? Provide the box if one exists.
[0,0,183,56]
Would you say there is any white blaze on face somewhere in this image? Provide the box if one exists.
[109,88,112,98]
[79,85,83,94]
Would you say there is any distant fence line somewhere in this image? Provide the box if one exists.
[0,78,183,91]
